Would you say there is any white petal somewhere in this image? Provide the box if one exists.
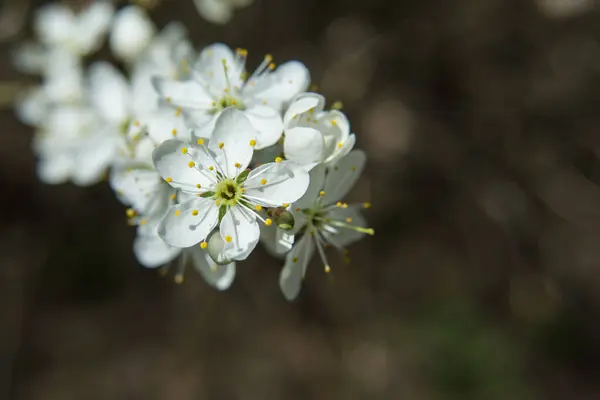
[244,161,310,206]
[158,198,219,247]
[151,77,213,109]
[185,110,216,134]
[88,62,131,123]
[220,206,260,260]
[37,155,73,185]
[322,150,366,205]
[109,165,162,211]
[72,127,120,186]
[282,92,324,127]
[326,133,356,165]
[246,61,311,110]
[109,5,156,62]
[279,234,314,301]
[209,108,256,177]
[15,88,49,127]
[260,224,295,258]
[43,51,84,103]
[11,41,48,74]
[137,108,189,145]
[134,233,181,268]
[75,1,114,54]
[34,4,75,47]
[323,206,368,248]
[190,247,236,290]
[293,163,326,210]
[152,139,215,192]
[193,0,234,24]
[283,126,324,164]
[243,105,283,149]
[192,43,243,95]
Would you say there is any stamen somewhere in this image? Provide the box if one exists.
[172,129,177,137]
[275,157,282,163]
[174,210,181,216]
[200,241,208,249]
[192,210,199,216]
[225,235,232,242]
[249,139,256,147]
[265,218,273,226]
[181,147,188,154]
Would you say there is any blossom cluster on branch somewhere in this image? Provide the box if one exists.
[13,0,374,300]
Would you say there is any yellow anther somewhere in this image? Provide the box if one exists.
[236,48,248,56]
[249,139,256,147]
[344,257,351,264]
[319,191,325,197]
[292,257,299,263]
[332,101,343,110]
[308,107,315,114]
[215,199,221,206]
[265,54,273,62]
[234,162,241,168]
[174,209,181,216]
[351,166,357,171]
[200,241,208,249]
[282,203,290,208]
[265,218,273,226]
[262,100,268,105]
[255,205,263,211]
[230,99,237,105]
[171,129,177,136]
[331,120,338,126]
[364,202,371,209]
[218,142,224,149]
[336,201,343,207]
[126,208,136,218]
[346,217,353,223]
[181,147,188,154]
[260,178,267,185]
[165,177,173,183]
[188,161,195,168]
[337,142,343,148]
[342,203,349,209]
[192,210,199,216]
[174,274,184,284]
[197,138,205,145]
[175,108,182,116]
[268,63,276,70]
[295,207,300,212]
[196,184,202,189]
[166,97,172,103]
[170,193,177,201]
[134,121,140,127]
[275,157,282,163]
[208,166,214,171]
[240,188,245,193]
[324,265,331,273]
[225,235,232,243]
[310,84,319,91]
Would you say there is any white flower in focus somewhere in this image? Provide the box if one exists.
[109,5,156,63]
[152,108,310,261]
[152,43,310,149]
[33,1,114,57]
[276,150,374,301]
[283,92,355,167]
[193,0,254,24]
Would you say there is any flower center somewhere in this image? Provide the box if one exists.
[215,178,242,205]
[212,95,245,113]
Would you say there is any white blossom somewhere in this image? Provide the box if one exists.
[193,0,254,24]
[275,150,374,300]
[152,108,310,261]
[109,5,156,63]
[152,43,310,149]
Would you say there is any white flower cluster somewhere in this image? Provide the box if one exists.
[13,1,374,301]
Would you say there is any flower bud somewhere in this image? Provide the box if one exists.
[206,231,233,265]
[275,210,295,231]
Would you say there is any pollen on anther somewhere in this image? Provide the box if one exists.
[292,257,298,263]
[331,120,338,126]
[134,121,140,127]
[175,108,182,116]
[346,217,353,223]
[351,166,357,171]
[140,219,148,225]
[332,101,343,110]
[218,142,224,149]
[165,177,173,183]
[174,209,181,216]
[181,147,188,154]
[171,129,177,136]
[192,210,199,216]
[265,218,273,226]
[225,235,232,243]
[275,157,282,163]
[208,166,214,171]
[268,63,276,70]
[364,202,372,209]
[260,178,267,185]
[249,139,256,147]
[188,161,195,168]
[234,162,241,168]
[200,241,208,249]
[295,207,300,212]
[319,191,325,197]
[255,205,262,211]
[174,274,184,284]
[324,265,331,273]
[166,97,172,103]
[196,184,202,189]
[336,201,343,207]
[282,203,290,208]
[197,138,205,145]
[265,54,273,62]
[126,208,136,218]
[170,193,176,200]
[337,142,343,148]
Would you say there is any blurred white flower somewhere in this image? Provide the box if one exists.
[153,108,310,262]
[193,0,254,24]
[109,5,156,63]
[275,151,374,301]
[282,92,355,168]
[33,1,114,57]
[152,43,310,149]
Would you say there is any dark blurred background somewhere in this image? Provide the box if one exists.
[2,0,600,398]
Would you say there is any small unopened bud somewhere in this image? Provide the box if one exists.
[206,232,233,265]
[275,210,295,231]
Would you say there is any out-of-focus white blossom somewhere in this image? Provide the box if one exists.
[152,43,310,149]
[193,0,254,24]
[109,5,156,63]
